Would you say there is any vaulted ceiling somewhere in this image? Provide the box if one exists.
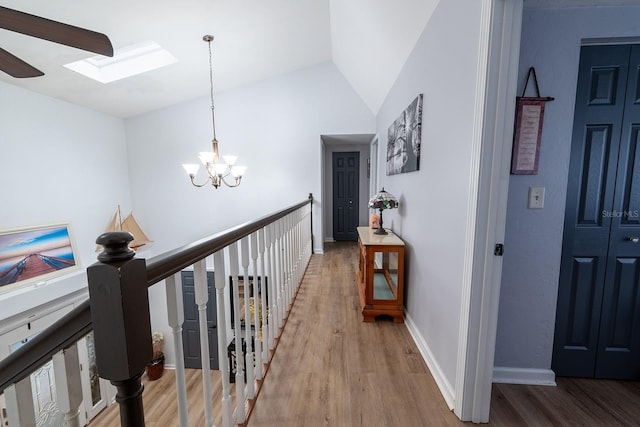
[0,0,438,118]
[0,1,634,118]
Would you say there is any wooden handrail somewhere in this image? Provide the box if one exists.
[0,195,312,395]
[146,196,312,285]
[0,299,92,392]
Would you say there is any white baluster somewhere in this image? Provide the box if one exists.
[213,250,232,427]
[300,208,307,280]
[193,259,214,427]
[295,211,301,289]
[240,237,255,399]
[285,214,293,309]
[250,232,263,380]
[276,219,285,330]
[5,376,36,427]
[52,344,82,427]
[265,223,277,347]
[166,273,189,427]
[306,204,312,260]
[228,242,246,423]
[293,210,301,292]
[258,228,269,364]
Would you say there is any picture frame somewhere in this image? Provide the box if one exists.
[387,94,423,176]
[510,97,547,174]
[0,223,80,294]
[511,67,554,175]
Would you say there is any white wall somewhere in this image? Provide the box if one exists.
[0,81,131,323]
[495,5,640,375]
[125,62,375,257]
[375,0,483,403]
[124,62,375,364]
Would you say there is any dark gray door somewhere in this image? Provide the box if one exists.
[553,45,640,379]
[333,152,359,241]
[181,271,218,369]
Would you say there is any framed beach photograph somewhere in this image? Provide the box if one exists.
[0,223,80,294]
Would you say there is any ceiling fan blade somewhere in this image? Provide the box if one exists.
[0,47,44,78]
[0,6,113,57]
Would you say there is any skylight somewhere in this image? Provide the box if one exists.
[63,41,177,83]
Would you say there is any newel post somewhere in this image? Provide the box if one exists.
[87,231,152,427]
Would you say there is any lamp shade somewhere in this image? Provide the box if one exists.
[368,188,398,211]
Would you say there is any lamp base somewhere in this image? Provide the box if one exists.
[374,209,387,234]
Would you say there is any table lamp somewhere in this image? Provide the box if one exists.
[368,188,398,235]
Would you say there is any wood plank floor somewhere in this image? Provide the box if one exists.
[248,241,462,427]
[90,241,640,426]
[89,369,232,427]
[491,379,640,426]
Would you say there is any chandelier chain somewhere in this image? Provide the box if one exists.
[207,37,217,142]
[182,34,246,189]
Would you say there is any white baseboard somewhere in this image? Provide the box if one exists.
[404,313,456,410]
[492,367,556,386]
[324,237,335,243]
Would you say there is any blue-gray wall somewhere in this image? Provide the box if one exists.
[495,5,640,377]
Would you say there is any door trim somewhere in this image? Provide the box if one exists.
[456,0,523,422]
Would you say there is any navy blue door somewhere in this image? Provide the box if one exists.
[181,271,218,369]
[553,45,640,379]
[333,152,359,241]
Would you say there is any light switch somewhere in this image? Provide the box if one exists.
[528,187,545,209]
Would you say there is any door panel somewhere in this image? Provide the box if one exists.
[566,257,599,349]
[577,125,613,226]
[181,271,218,370]
[553,44,634,378]
[333,152,359,241]
[595,45,640,379]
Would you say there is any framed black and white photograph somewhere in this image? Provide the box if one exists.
[0,223,80,294]
[387,94,423,175]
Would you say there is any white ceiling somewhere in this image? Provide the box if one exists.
[2,1,635,118]
[0,0,438,118]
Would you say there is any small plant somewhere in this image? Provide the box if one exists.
[147,332,165,381]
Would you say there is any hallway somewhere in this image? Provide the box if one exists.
[89,242,640,426]
[248,241,462,426]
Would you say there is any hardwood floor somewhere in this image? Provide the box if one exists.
[248,241,462,427]
[90,241,640,426]
[89,369,233,427]
[490,378,640,426]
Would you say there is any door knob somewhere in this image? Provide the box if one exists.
[628,236,640,243]
[349,200,353,204]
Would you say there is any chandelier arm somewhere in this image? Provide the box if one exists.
[189,175,213,188]
[220,175,241,188]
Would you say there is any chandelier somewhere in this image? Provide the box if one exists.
[182,35,246,188]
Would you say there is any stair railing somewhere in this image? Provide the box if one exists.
[0,194,313,427]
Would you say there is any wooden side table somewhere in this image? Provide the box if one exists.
[356,226,405,323]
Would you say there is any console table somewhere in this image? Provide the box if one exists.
[356,226,405,323]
